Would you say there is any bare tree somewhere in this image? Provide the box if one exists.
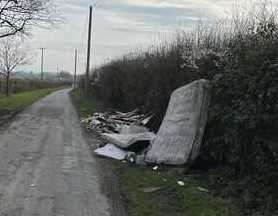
[57,70,73,83]
[0,37,29,96]
[0,0,57,38]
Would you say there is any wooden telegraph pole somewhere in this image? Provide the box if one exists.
[39,48,46,80]
[56,65,59,81]
[85,6,93,94]
[74,49,77,89]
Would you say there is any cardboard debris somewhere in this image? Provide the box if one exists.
[145,79,211,165]
[94,144,128,160]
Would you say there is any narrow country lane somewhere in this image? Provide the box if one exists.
[0,89,110,216]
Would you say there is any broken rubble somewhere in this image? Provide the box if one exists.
[81,109,153,134]
[89,110,154,161]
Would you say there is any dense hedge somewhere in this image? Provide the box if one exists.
[83,7,278,214]
[88,42,200,128]
[201,21,278,213]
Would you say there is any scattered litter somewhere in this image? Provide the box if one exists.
[126,152,136,163]
[94,144,128,160]
[145,80,211,165]
[142,187,162,193]
[197,187,209,193]
[153,166,159,171]
[177,181,185,186]
[29,184,36,189]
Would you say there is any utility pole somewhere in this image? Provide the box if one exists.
[85,5,93,94]
[39,48,46,80]
[56,65,59,81]
[74,49,77,89]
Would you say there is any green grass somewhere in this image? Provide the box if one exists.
[0,88,61,116]
[70,89,104,118]
[118,165,237,216]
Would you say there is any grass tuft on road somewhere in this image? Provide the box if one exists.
[0,88,62,117]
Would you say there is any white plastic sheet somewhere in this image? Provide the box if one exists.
[94,144,127,160]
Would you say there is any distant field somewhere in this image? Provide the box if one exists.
[0,88,62,123]
[0,79,69,95]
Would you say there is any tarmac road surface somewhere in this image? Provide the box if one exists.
[0,89,110,216]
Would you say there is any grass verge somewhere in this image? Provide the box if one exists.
[0,88,62,122]
[70,88,238,216]
[70,89,104,117]
[118,165,238,216]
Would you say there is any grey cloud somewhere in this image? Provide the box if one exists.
[19,0,249,73]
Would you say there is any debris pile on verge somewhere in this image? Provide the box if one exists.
[81,109,153,134]
[82,79,211,166]
[81,109,155,163]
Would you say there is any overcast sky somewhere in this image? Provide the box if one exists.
[20,0,260,74]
